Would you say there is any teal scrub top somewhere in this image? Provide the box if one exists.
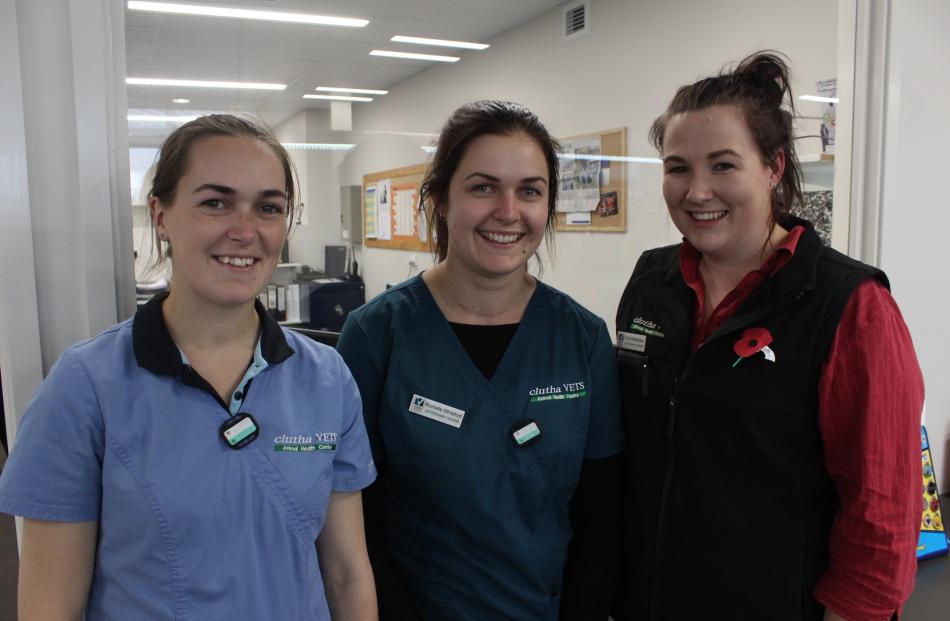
[338,275,623,620]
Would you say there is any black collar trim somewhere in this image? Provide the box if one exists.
[132,293,294,377]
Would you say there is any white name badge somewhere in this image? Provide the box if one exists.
[408,394,466,429]
[617,331,647,353]
[512,421,541,445]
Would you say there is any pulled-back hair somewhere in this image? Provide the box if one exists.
[649,51,803,225]
[419,100,561,262]
[148,114,297,263]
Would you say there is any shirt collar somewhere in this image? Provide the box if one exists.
[132,292,294,377]
[679,224,806,285]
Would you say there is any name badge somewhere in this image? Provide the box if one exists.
[408,394,466,429]
[220,412,259,449]
[617,331,646,353]
[511,420,542,446]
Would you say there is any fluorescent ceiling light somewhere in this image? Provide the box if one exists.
[282,143,355,152]
[127,77,285,90]
[799,95,840,104]
[559,153,663,165]
[316,86,388,95]
[172,98,190,103]
[370,50,459,63]
[128,114,198,123]
[421,146,437,154]
[127,1,368,27]
[303,94,373,102]
[391,35,489,50]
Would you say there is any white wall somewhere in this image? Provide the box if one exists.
[277,109,359,272]
[346,0,838,323]
[878,0,950,482]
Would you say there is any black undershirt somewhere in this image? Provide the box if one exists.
[448,322,519,379]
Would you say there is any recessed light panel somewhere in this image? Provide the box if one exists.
[800,95,840,104]
[391,35,488,50]
[127,1,368,27]
[369,50,459,63]
[127,114,199,123]
[316,87,388,95]
[303,94,373,102]
[127,78,286,90]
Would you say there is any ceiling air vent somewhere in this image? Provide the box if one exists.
[563,2,588,39]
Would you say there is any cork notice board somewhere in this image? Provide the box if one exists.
[362,163,429,251]
[556,127,627,232]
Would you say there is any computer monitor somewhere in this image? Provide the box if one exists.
[325,245,347,278]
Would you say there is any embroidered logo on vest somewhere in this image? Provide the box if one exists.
[628,316,665,338]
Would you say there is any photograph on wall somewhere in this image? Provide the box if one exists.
[596,191,618,217]
[558,136,601,213]
[796,190,833,246]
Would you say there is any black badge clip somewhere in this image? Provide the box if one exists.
[510,419,542,447]
[220,412,260,450]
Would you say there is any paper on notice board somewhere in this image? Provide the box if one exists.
[364,186,377,238]
[376,179,392,240]
[566,212,592,225]
[394,186,417,237]
[418,205,427,242]
[558,136,602,212]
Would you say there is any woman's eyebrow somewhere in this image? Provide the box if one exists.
[192,184,286,199]
[193,183,234,194]
[708,149,741,159]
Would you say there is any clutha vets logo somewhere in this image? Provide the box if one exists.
[628,316,665,338]
[529,381,587,403]
[273,432,338,452]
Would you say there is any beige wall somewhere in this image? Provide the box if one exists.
[342,0,838,324]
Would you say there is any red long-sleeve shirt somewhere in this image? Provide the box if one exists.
[680,226,924,621]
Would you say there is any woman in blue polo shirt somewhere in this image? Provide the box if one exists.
[337,100,624,620]
[0,115,378,619]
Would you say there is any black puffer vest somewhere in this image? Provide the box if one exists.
[614,220,887,621]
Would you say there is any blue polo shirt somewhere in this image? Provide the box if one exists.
[337,275,623,620]
[0,295,376,620]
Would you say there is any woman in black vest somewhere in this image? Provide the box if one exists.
[615,52,924,621]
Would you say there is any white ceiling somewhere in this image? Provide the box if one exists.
[125,0,564,135]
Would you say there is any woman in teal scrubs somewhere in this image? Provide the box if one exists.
[0,115,377,619]
[338,100,624,620]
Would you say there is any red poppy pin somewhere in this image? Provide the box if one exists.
[732,327,776,367]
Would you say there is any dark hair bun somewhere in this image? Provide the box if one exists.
[734,52,790,109]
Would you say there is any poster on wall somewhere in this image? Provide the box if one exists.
[558,136,601,213]
[376,179,392,241]
[364,186,377,238]
[816,78,837,154]
[393,185,418,237]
